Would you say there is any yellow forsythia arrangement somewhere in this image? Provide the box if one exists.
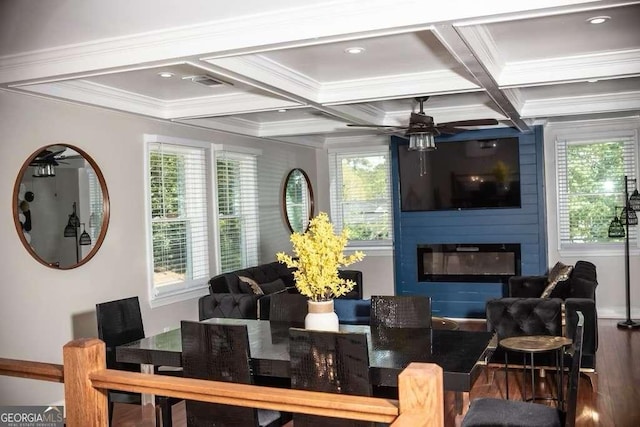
[276,212,365,302]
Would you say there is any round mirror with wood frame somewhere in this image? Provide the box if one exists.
[282,168,314,234]
[13,144,110,269]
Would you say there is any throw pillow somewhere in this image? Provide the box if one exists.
[541,262,573,298]
[238,275,264,296]
[258,278,287,295]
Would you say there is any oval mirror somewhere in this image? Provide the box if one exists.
[283,168,314,233]
[13,144,110,269]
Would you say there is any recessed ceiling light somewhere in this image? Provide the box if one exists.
[586,16,610,24]
[587,79,599,83]
[277,109,287,113]
[158,72,174,78]
[344,46,365,55]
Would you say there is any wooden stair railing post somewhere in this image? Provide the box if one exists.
[393,362,444,427]
[63,338,108,427]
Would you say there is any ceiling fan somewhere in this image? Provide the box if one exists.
[346,96,499,151]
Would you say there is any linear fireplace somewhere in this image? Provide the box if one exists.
[417,243,521,283]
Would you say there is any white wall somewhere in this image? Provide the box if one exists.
[0,90,317,405]
[543,117,640,319]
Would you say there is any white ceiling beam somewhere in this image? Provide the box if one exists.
[432,24,530,132]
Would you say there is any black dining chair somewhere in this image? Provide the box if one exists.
[96,296,179,426]
[370,295,432,328]
[461,311,585,427]
[267,293,308,324]
[289,328,373,427]
[180,320,282,427]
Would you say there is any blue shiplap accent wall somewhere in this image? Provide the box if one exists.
[392,126,547,318]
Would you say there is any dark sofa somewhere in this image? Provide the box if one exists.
[486,260,598,386]
[199,261,363,321]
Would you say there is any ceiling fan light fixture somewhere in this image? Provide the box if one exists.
[32,164,55,178]
[409,133,436,151]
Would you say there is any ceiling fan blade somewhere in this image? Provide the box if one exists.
[346,124,406,129]
[437,126,467,135]
[438,119,498,127]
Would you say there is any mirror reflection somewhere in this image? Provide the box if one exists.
[14,144,109,269]
[283,168,314,233]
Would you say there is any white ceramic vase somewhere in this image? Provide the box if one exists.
[305,300,339,331]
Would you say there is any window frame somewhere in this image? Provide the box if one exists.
[212,144,261,273]
[328,145,393,250]
[554,126,639,255]
[144,134,212,307]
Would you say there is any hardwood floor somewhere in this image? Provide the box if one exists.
[113,318,640,427]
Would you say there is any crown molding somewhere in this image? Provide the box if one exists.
[16,80,168,117]
[502,88,525,113]
[205,55,320,101]
[499,49,640,87]
[319,70,480,104]
[258,117,348,137]
[176,116,261,137]
[15,78,301,120]
[165,93,301,119]
[522,91,640,118]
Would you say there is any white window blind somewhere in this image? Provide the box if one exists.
[329,148,393,245]
[147,141,209,297]
[215,150,259,272]
[86,168,103,242]
[556,134,637,249]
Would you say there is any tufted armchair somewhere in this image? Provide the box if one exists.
[485,298,563,367]
[506,260,598,376]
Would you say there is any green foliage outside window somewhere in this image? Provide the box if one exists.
[217,158,244,272]
[566,141,625,243]
[150,152,188,281]
[341,156,391,241]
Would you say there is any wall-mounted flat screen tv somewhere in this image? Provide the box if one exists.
[398,137,521,211]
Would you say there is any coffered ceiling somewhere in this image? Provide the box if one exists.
[1,0,638,147]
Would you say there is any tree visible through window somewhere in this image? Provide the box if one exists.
[330,150,392,244]
[558,136,636,247]
[215,151,259,272]
[147,141,209,296]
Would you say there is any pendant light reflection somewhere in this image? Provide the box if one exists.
[79,223,92,246]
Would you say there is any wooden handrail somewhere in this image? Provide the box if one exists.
[2,338,444,426]
[0,357,64,383]
[91,369,399,423]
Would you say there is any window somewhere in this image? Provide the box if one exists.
[86,168,103,242]
[329,148,393,246]
[214,148,260,272]
[145,136,210,303]
[556,133,637,249]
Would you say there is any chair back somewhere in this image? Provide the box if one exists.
[370,295,432,328]
[181,321,259,426]
[268,293,308,324]
[564,311,584,427]
[96,296,145,371]
[289,328,373,427]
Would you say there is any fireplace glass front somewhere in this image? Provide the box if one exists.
[417,243,521,283]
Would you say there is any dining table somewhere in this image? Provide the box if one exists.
[117,318,493,401]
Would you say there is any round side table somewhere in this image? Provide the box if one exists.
[499,335,572,407]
